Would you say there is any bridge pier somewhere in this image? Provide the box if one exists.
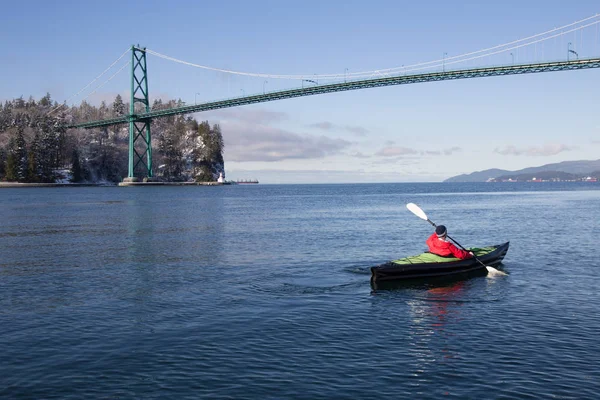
[122,177,139,183]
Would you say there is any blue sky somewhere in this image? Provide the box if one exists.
[1,0,600,183]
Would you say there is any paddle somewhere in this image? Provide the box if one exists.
[406,202,506,276]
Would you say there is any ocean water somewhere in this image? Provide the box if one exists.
[1,183,599,399]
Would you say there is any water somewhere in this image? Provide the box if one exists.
[1,183,599,399]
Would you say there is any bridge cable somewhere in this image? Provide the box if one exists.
[48,48,130,115]
[145,14,600,81]
[406,18,600,74]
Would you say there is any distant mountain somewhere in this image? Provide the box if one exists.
[444,168,510,183]
[495,170,579,182]
[444,159,600,182]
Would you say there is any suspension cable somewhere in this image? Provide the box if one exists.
[48,48,130,115]
[146,14,600,81]
[405,18,600,75]
[80,61,130,103]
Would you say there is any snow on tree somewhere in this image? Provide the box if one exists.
[14,127,28,181]
[70,149,83,182]
[112,94,126,117]
[0,94,225,184]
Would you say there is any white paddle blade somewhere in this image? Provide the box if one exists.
[406,203,428,221]
[486,266,507,277]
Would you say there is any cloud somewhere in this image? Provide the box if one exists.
[374,145,463,158]
[344,125,369,136]
[349,152,371,158]
[201,108,351,162]
[223,123,352,162]
[308,121,369,136]
[375,146,419,157]
[370,157,419,166]
[309,122,334,130]
[444,146,462,155]
[494,144,574,156]
[204,108,288,125]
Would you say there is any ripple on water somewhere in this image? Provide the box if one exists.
[2,185,600,398]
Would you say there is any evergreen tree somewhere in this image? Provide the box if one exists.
[151,99,163,110]
[26,96,36,109]
[52,115,67,168]
[39,92,52,107]
[211,123,225,164]
[2,101,13,126]
[112,94,126,117]
[15,128,28,181]
[192,121,225,181]
[70,149,83,182]
[0,147,5,179]
[27,151,38,183]
[34,119,59,182]
[5,153,17,181]
[27,133,40,182]
[0,94,225,184]
[98,101,109,119]
[14,96,25,109]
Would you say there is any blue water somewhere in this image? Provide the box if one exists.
[1,183,599,399]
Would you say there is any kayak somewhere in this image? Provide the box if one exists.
[370,242,510,282]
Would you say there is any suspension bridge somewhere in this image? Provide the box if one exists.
[60,14,600,182]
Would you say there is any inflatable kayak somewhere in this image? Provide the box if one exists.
[370,242,509,282]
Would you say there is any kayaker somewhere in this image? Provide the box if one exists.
[426,225,474,259]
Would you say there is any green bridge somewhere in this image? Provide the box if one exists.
[67,46,600,181]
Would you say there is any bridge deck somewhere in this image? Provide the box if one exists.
[69,57,600,129]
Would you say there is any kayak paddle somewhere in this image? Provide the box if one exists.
[406,202,506,277]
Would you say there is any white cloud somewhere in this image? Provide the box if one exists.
[309,122,334,130]
[308,121,369,136]
[370,157,419,166]
[444,146,462,155]
[344,125,369,136]
[374,146,461,157]
[348,152,371,159]
[494,144,574,156]
[204,108,288,125]
[201,109,353,162]
[375,146,419,157]
[223,123,352,162]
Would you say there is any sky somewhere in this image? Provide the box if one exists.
[1,0,600,183]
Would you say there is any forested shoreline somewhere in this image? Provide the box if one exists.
[0,94,224,184]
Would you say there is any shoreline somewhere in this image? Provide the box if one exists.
[0,182,107,188]
[0,181,232,188]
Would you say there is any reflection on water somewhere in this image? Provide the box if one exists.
[425,281,465,330]
[406,281,467,372]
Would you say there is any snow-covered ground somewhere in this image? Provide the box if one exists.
[54,169,73,184]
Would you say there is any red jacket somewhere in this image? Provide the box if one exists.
[426,233,472,259]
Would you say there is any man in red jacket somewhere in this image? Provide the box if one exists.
[426,225,474,259]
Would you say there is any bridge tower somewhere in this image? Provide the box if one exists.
[124,45,153,181]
